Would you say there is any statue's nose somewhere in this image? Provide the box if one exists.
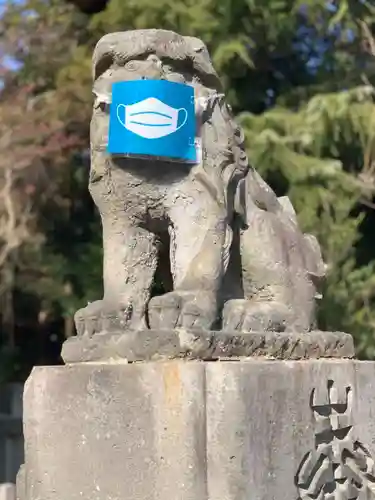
[138,56,163,79]
[146,54,162,68]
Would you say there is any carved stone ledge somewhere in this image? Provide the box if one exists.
[61,329,355,363]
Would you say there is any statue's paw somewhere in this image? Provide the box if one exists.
[222,299,289,332]
[147,291,217,330]
[74,300,135,337]
[74,300,104,337]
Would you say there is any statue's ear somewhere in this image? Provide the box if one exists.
[183,36,207,55]
[183,35,222,90]
[93,53,114,81]
[93,34,118,81]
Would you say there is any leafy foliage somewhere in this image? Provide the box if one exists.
[0,0,375,380]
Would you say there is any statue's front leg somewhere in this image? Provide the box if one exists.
[75,214,158,336]
[148,193,230,329]
[148,197,231,330]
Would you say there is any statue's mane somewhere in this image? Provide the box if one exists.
[196,94,249,212]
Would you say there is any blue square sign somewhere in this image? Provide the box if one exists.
[108,79,197,163]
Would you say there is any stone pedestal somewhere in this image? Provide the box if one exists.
[0,484,15,500]
[21,359,375,500]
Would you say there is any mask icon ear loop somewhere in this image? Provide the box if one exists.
[116,104,126,128]
[175,108,188,131]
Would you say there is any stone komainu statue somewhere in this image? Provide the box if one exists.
[75,29,326,336]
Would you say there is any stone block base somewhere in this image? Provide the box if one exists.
[61,328,355,362]
[21,360,375,500]
[0,484,15,500]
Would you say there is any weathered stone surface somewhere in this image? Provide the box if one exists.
[73,28,327,345]
[15,465,25,500]
[62,328,355,363]
[22,360,375,500]
[0,484,15,500]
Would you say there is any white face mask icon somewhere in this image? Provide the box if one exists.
[116,97,188,139]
